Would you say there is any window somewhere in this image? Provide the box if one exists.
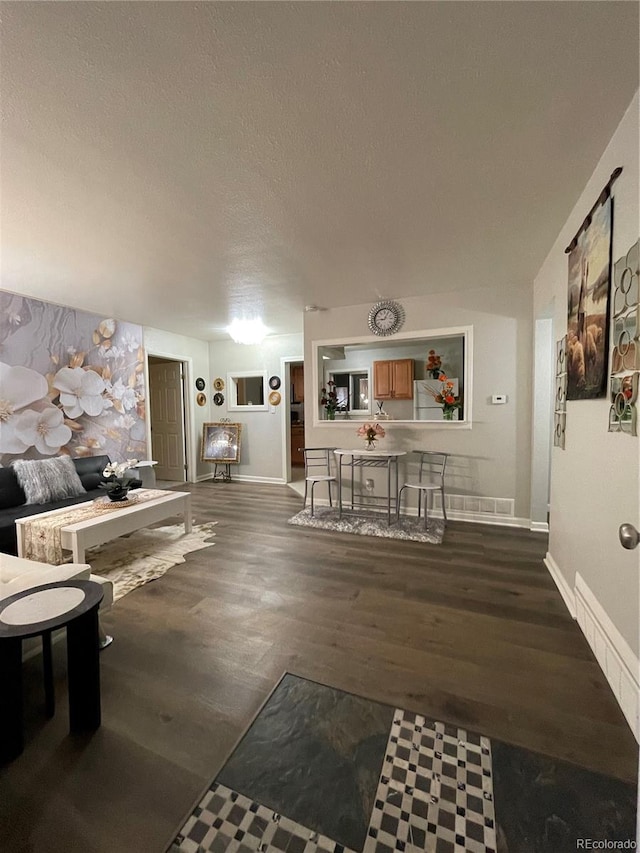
[329,370,371,413]
[227,371,268,411]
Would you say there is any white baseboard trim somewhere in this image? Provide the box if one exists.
[544,552,576,618]
[232,474,287,485]
[575,573,640,742]
[529,520,550,533]
[442,510,532,529]
[196,473,286,485]
[293,496,533,530]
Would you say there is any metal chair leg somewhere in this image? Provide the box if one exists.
[310,481,316,517]
[397,485,406,520]
[424,489,429,530]
[99,623,114,649]
[441,487,447,523]
[328,481,333,507]
[303,480,309,510]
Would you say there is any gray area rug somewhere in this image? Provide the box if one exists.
[287,507,444,544]
[87,522,217,601]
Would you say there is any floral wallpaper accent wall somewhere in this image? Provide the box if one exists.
[0,292,147,465]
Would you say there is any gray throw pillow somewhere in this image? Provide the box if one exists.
[12,457,87,505]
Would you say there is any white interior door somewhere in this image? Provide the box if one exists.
[149,360,186,482]
[617,521,640,846]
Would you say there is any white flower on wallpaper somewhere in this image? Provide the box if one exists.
[0,293,147,465]
[0,363,51,453]
[108,378,138,412]
[12,403,72,455]
[53,366,110,418]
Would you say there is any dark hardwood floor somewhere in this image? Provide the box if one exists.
[0,482,636,852]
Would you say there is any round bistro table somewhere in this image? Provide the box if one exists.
[0,579,104,763]
[334,448,407,525]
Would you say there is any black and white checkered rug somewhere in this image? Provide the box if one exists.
[168,675,636,853]
[171,709,496,853]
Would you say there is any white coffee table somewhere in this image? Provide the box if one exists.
[16,490,192,564]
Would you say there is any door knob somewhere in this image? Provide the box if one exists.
[619,523,640,550]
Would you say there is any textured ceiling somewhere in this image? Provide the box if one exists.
[1,2,638,340]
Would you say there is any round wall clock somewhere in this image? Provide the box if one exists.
[213,377,225,391]
[196,392,207,406]
[368,300,405,337]
[213,392,224,406]
[195,377,206,391]
[268,375,281,390]
[268,390,281,406]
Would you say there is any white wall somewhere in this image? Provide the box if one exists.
[143,326,212,481]
[208,334,303,482]
[533,94,639,661]
[304,285,533,522]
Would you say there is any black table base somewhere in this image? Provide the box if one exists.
[0,581,103,763]
[0,637,24,762]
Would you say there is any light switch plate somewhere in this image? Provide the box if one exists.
[492,394,508,404]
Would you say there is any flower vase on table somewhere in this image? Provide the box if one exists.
[426,349,442,379]
[106,485,130,502]
[357,422,386,450]
[423,374,461,422]
[320,380,339,421]
[99,459,139,502]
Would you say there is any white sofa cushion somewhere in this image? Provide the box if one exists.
[0,554,112,609]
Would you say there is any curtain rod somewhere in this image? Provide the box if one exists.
[564,167,623,254]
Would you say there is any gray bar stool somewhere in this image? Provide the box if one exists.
[301,447,337,517]
[397,451,448,529]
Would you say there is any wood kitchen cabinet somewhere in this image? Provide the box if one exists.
[373,359,414,400]
[291,365,304,402]
[291,425,305,467]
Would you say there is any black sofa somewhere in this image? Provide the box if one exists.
[0,455,141,555]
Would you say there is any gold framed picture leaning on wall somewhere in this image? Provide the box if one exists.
[201,422,242,464]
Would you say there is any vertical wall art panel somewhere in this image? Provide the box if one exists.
[0,292,147,465]
[554,335,567,449]
[610,240,639,372]
[566,195,613,400]
[608,240,640,436]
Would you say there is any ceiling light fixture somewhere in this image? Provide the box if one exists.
[227,318,267,345]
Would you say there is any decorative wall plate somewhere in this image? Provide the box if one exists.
[268,375,281,390]
[213,392,224,406]
[196,392,207,406]
[368,300,405,336]
[268,390,281,406]
[213,378,225,391]
[195,377,206,391]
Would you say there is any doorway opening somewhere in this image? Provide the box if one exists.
[280,356,305,492]
[148,355,188,486]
